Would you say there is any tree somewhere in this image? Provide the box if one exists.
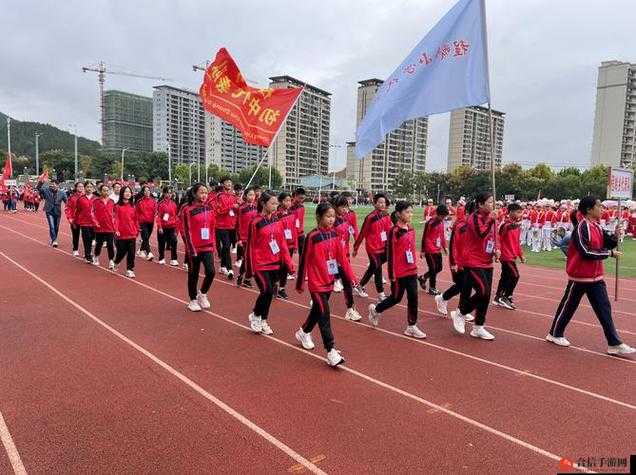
[392,169,419,200]
[237,165,282,189]
[41,150,75,182]
[173,164,190,188]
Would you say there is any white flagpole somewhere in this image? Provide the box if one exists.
[480,0,496,199]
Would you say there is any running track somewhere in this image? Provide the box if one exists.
[0,211,634,474]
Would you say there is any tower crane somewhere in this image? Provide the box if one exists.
[82,61,171,144]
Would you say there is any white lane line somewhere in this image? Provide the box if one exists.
[0,251,593,473]
[0,410,27,475]
[0,252,326,475]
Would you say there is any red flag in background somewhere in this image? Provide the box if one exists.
[2,152,12,179]
[199,48,303,147]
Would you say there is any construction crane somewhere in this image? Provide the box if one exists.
[82,61,171,145]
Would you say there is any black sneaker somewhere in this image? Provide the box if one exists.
[243,279,253,289]
[227,270,234,281]
[277,288,289,300]
[505,296,517,309]
[427,288,441,296]
[493,296,513,310]
[236,274,243,287]
[417,275,427,290]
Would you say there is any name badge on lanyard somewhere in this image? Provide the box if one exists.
[284,228,292,240]
[163,213,169,222]
[295,218,300,229]
[348,225,354,236]
[229,209,235,217]
[405,250,414,264]
[380,231,387,242]
[201,227,210,240]
[485,239,494,254]
[269,239,280,255]
[327,258,338,275]
[435,237,441,248]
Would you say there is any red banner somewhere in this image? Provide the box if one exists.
[2,152,12,179]
[199,48,303,147]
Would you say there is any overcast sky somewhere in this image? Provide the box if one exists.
[1,0,633,172]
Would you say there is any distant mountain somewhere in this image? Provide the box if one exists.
[0,113,101,157]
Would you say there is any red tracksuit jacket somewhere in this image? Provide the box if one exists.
[215,191,238,230]
[498,219,523,262]
[245,213,294,277]
[421,217,446,254]
[334,215,353,255]
[387,224,418,280]
[462,210,497,269]
[345,210,359,241]
[566,215,617,282]
[74,195,96,227]
[353,209,392,256]
[276,208,298,250]
[114,203,139,240]
[448,217,467,269]
[65,194,78,222]
[296,226,356,293]
[237,202,258,243]
[93,197,115,233]
[156,198,178,230]
[181,203,216,255]
[289,202,305,236]
[135,196,157,224]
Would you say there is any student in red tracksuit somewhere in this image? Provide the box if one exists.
[66,182,84,256]
[275,192,297,299]
[156,187,179,266]
[547,196,635,355]
[434,201,475,317]
[353,193,393,301]
[341,191,359,241]
[216,177,238,279]
[135,185,157,260]
[368,201,427,339]
[74,181,97,263]
[418,205,449,295]
[289,187,306,261]
[181,183,217,313]
[493,203,526,309]
[295,202,357,366]
[113,185,139,278]
[246,192,295,335]
[333,195,362,322]
[236,187,257,289]
[450,191,500,340]
[92,183,116,268]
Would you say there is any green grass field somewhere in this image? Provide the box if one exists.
[303,203,636,278]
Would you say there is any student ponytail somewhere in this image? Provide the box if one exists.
[572,195,598,226]
[257,192,274,213]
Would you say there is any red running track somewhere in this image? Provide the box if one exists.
[1,211,634,473]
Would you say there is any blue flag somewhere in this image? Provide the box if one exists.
[355,0,490,159]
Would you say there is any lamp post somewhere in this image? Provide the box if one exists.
[188,162,196,185]
[35,132,41,175]
[120,148,129,180]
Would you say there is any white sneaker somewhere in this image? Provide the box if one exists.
[353,286,368,298]
[607,343,636,355]
[146,252,154,261]
[377,292,387,303]
[287,273,296,281]
[295,328,315,350]
[92,256,99,266]
[138,250,147,259]
[187,300,202,312]
[183,263,189,271]
[434,294,448,316]
[451,310,465,335]
[227,270,234,280]
[261,320,273,335]
[231,246,237,255]
[234,259,242,269]
[158,259,166,265]
[368,304,381,327]
[219,266,229,276]
[404,325,427,339]
[382,277,387,284]
[108,260,115,270]
[545,334,571,347]
[197,292,211,309]
[333,279,344,293]
[72,250,80,257]
[170,260,179,266]
[464,313,475,322]
[326,348,345,366]
[125,270,136,279]
[52,240,59,248]
[470,325,495,340]
[248,313,262,333]
[345,308,362,322]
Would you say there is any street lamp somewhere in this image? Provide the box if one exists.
[69,124,78,179]
[188,162,196,185]
[120,148,129,180]
[35,132,41,175]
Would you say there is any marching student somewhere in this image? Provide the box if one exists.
[109,182,121,203]
[547,196,635,355]
[92,183,116,269]
[418,204,449,295]
[156,186,179,266]
[181,183,216,312]
[422,198,436,223]
[65,182,83,256]
[295,202,356,366]
[216,177,239,280]
[333,195,363,321]
[493,203,525,309]
[450,191,500,340]
[74,181,97,263]
[368,201,427,339]
[113,185,139,278]
[135,184,157,260]
[353,193,393,301]
[289,187,306,261]
[235,187,258,288]
[245,192,295,335]
[542,204,555,251]
[275,192,297,299]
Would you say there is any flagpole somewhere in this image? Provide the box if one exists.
[480,0,496,199]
